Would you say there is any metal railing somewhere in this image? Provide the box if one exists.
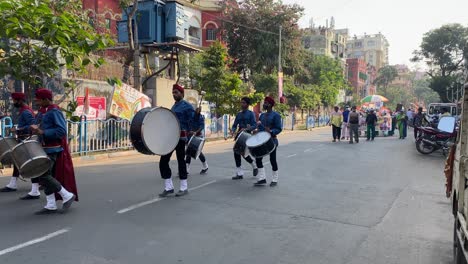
[67,117,132,155]
[0,114,332,156]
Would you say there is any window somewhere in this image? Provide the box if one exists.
[206,28,217,41]
[367,40,375,47]
[105,18,111,29]
[355,42,362,48]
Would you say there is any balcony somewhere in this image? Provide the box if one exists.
[189,36,201,46]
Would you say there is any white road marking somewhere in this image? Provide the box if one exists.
[287,154,297,158]
[117,180,217,214]
[0,228,70,257]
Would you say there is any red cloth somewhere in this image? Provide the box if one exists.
[43,104,78,201]
[11,92,25,100]
[264,96,275,106]
[173,84,184,94]
[19,105,33,115]
[35,88,53,100]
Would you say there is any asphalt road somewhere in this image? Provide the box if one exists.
[0,128,453,264]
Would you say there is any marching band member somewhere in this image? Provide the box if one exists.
[231,97,258,180]
[254,96,282,187]
[185,106,209,174]
[30,88,78,215]
[0,92,39,199]
[159,84,194,197]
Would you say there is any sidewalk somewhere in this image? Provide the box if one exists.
[0,128,327,177]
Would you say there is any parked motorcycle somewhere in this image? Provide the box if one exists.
[415,116,457,155]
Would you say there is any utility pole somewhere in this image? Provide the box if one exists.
[134,18,141,92]
[278,25,283,101]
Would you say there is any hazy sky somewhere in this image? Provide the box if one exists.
[283,0,468,68]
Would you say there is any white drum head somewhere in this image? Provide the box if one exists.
[142,107,180,155]
[246,132,271,148]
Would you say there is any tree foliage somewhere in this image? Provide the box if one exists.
[413,78,440,107]
[0,0,112,98]
[373,65,398,95]
[221,0,304,75]
[412,24,468,102]
[191,41,251,116]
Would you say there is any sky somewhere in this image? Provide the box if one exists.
[283,0,468,69]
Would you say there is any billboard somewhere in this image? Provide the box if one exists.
[73,96,107,120]
[109,83,152,120]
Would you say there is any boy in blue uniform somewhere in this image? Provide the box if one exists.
[185,106,209,174]
[231,97,258,179]
[30,89,77,214]
[159,84,195,197]
[1,92,37,196]
[254,96,282,187]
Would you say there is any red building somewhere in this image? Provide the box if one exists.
[201,10,222,47]
[347,58,368,98]
[82,0,122,36]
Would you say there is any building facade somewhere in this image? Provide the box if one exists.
[82,0,121,36]
[347,58,368,98]
[302,17,348,60]
[346,33,389,70]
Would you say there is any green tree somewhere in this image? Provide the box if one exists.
[373,65,398,95]
[221,0,304,75]
[412,24,468,102]
[194,41,248,116]
[118,0,139,85]
[413,78,441,107]
[0,0,111,101]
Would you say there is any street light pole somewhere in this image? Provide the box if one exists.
[134,19,141,92]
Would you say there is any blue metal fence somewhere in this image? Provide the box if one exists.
[0,114,332,156]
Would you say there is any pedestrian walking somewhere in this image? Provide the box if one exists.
[348,106,360,144]
[413,107,424,139]
[341,106,350,140]
[366,109,378,141]
[329,106,342,142]
[396,110,407,139]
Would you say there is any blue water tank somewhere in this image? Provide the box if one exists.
[117,0,166,44]
[164,1,187,41]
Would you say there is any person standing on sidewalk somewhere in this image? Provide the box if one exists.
[348,106,360,144]
[329,106,343,142]
[396,110,407,139]
[366,109,378,141]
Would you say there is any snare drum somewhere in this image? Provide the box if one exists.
[233,131,251,156]
[11,139,50,179]
[130,107,181,156]
[0,137,18,165]
[186,136,205,160]
[246,132,276,158]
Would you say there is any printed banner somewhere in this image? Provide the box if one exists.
[109,83,152,120]
[74,96,107,120]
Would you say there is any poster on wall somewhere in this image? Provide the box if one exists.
[73,96,107,120]
[109,83,152,120]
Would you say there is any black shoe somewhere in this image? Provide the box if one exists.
[34,208,58,215]
[175,190,189,197]
[20,194,40,200]
[371,138,374,141]
[61,195,75,212]
[254,179,267,186]
[270,181,278,187]
[356,140,359,143]
[158,189,174,197]
[0,186,17,192]
[232,175,243,180]
[200,168,208,174]
[253,168,258,177]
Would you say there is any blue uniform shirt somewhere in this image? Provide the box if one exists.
[171,100,195,134]
[232,110,256,132]
[258,111,282,145]
[40,107,67,154]
[189,113,205,136]
[16,106,34,137]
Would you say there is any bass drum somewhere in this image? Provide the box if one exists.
[130,107,181,156]
[246,132,276,158]
[11,139,51,179]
